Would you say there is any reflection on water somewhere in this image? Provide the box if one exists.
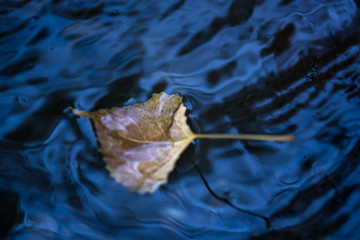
[1,0,360,239]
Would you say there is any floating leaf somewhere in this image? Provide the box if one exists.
[70,92,293,194]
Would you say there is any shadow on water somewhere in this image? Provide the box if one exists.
[1,0,360,239]
[0,191,24,238]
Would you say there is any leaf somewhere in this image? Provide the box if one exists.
[70,92,293,194]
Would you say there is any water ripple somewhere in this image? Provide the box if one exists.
[1,0,360,239]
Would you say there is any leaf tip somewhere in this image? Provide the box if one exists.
[69,107,90,117]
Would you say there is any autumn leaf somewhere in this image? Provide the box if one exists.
[70,92,293,194]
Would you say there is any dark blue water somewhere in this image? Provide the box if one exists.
[1,0,360,239]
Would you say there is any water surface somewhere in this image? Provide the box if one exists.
[1,0,360,239]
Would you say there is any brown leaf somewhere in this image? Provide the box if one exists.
[71,92,196,193]
[70,92,293,194]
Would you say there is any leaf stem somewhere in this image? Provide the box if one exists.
[194,133,293,142]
